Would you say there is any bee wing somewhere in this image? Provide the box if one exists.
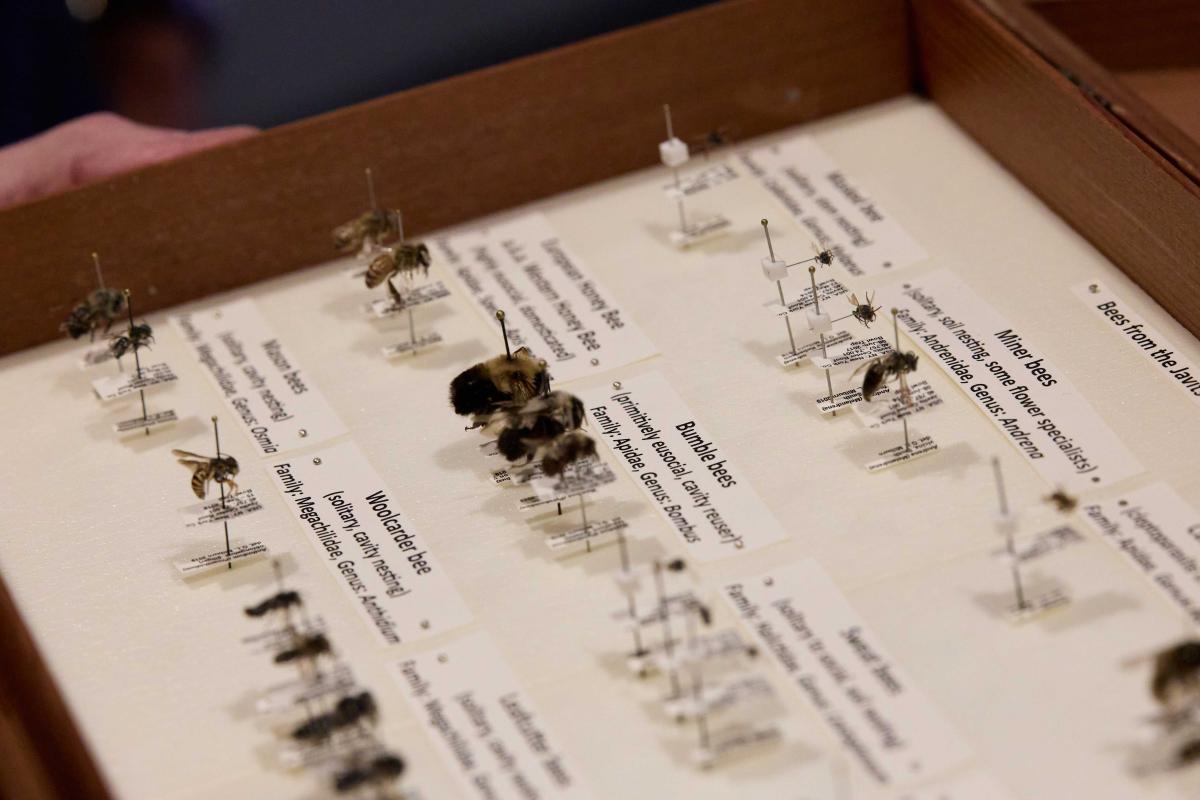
[849,293,860,307]
[171,449,208,465]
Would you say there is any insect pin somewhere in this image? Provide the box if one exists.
[848,291,880,328]
[450,346,550,426]
[292,691,377,742]
[173,449,240,499]
[856,350,919,406]
[364,242,431,289]
[333,753,406,794]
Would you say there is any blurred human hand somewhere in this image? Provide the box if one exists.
[0,112,256,210]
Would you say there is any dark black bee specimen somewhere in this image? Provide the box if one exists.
[450,347,550,423]
[333,209,400,254]
[688,125,737,159]
[274,632,331,665]
[492,391,586,465]
[858,351,919,404]
[540,430,598,477]
[173,450,240,499]
[244,590,302,618]
[815,248,834,266]
[1152,641,1200,708]
[334,753,406,794]
[1044,489,1078,514]
[292,691,377,742]
[108,322,154,361]
[61,288,127,340]
[848,291,880,328]
[365,243,431,289]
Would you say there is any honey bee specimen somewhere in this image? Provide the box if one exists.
[173,449,240,499]
[859,350,920,404]
[450,346,550,424]
[364,243,431,289]
[333,753,406,795]
[292,691,377,742]
[491,390,586,465]
[333,169,401,254]
[848,291,880,328]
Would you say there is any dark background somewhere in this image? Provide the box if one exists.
[0,0,714,146]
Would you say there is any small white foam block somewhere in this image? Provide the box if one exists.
[761,257,788,281]
[659,137,689,168]
[805,309,832,333]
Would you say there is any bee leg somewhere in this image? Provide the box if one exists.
[900,374,913,408]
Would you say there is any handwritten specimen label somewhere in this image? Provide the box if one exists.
[878,271,1141,491]
[723,559,971,787]
[1074,281,1200,407]
[741,136,927,276]
[394,632,593,799]
[584,372,787,560]
[437,213,657,382]
[172,299,346,455]
[1081,483,1200,626]
[270,442,471,645]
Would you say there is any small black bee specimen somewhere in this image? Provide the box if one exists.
[334,753,406,794]
[333,209,400,254]
[688,125,737,159]
[848,291,880,328]
[491,391,586,465]
[814,248,834,267]
[539,430,598,477]
[244,590,302,618]
[857,351,919,404]
[108,322,154,361]
[1044,489,1078,514]
[61,288,127,340]
[292,692,377,742]
[274,632,331,665]
[365,243,431,289]
[173,449,240,499]
[1153,641,1200,711]
[450,346,550,422]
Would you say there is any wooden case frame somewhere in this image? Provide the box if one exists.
[0,0,1196,796]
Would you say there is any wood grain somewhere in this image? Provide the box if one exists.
[0,0,910,358]
[914,0,1200,340]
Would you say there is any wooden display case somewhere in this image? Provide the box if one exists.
[1,0,1197,797]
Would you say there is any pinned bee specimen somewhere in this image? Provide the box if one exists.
[173,449,240,499]
[274,632,331,665]
[858,350,919,405]
[1045,489,1078,514]
[292,691,377,742]
[848,291,880,328]
[245,590,302,619]
[108,322,154,362]
[364,242,431,289]
[334,753,406,795]
[687,125,737,159]
[1152,641,1200,717]
[491,391,586,465]
[540,430,598,477]
[450,346,550,424]
[62,287,127,340]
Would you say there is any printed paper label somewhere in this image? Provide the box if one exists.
[91,362,177,401]
[172,299,347,455]
[723,560,972,786]
[437,212,657,382]
[810,334,893,369]
[664,161,740,197]
[1074,281,1200,408]
[394,632,593,799]
[270,442,472,645]
[878,271,1142,491]
[741,136,927,276]
[584,372,787,560]
[1081,483,1200,626]
[854,380,942,428]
